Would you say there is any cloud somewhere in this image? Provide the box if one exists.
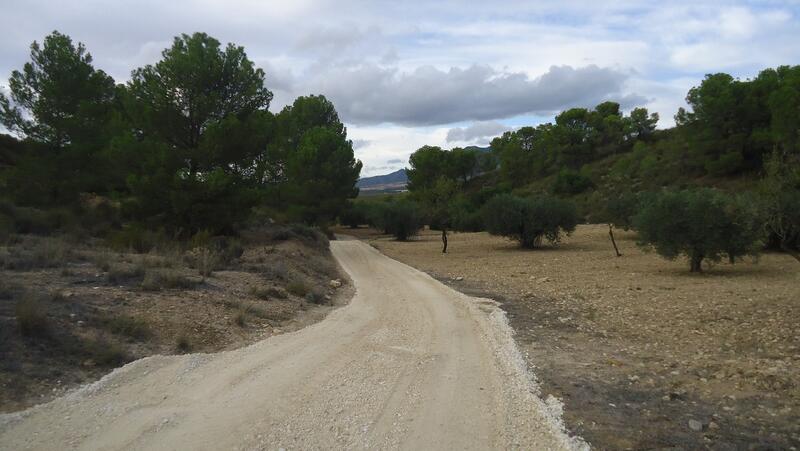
[306,63,645,126]
[446,121,510,143]
[386,158,404,164]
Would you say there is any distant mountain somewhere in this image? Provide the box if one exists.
[356,146,492,194]
[357,169,408,192]
[463,145,491,153]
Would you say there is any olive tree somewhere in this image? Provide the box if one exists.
[483,194,578,248]
[633,189,762,272]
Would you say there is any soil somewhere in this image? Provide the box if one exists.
[0,239,582,450]
[339,225,800,450]
[0,226,350,413]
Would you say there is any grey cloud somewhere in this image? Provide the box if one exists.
[352,139,371,149]
[307,63,646,126]
[446,121,510,143]
[293,25,380,54]
[386,158,404,164]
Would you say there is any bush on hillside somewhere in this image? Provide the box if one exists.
[605,192,642,231]
[551,168,594,195]
[633,189,763,272]
[483,194,578,248]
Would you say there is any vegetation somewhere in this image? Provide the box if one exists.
[483,194,578,248]
[0,31,362,238]
[633,189,763,272]
[390,64,800,269]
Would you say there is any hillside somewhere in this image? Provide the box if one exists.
[357,169,408,193]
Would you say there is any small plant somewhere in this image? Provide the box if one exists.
[87,338,128,366]
[141,269,195,291]
[15,293,49,337]
[106,315,151,339]
[175,334,192,353]
[233,307,247,327]
[249,285,288,300]
[93,250,113,272]
[107,263,146,284]
[187,247,220,277]
[304,289,326,305]
[286,280,309,297]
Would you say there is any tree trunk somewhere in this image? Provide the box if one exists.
[608,224,622,257]
[441,228,448,253]
[690,254,703,273]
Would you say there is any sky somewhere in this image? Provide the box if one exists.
[1,1,799,176]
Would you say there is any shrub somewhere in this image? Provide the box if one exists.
[187,247,221,277]
[449,199,484,232]
[605,192,642,231]
[86,338,128,366]
[106,315,150,339]
[141,269,195,291]
[1,237,71,270]
[551,168,594,195]
[234,308,248,327]
[286,280,309,297]
[107,263,146,284]
[175,334,192,353]
[483,194,578,248]
[633,189,763,272]
[106,226,167,253]
[374,201,424,241]
[759,151,800,260]
[304,289,326,304]
[15,293,49,337]
[249,286,287,300]
[339,202,369,228]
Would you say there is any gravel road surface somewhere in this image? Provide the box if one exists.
[0,239,585,450]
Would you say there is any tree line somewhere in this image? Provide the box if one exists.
[347,65,800,271]
[0,31,362,239]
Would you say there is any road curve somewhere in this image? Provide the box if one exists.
[0,239,585,450]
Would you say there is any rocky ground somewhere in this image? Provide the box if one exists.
[341,225,800,450]
[0,224,350,413]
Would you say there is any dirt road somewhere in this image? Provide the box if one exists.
[0,240,584,450]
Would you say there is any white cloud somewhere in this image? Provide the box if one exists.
[1,0,798,173]
[446,121,510,143]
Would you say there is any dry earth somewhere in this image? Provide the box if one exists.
[0,225,347,413]
[0,239,585,450]
[344,225,800,450]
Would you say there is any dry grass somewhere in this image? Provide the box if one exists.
[105,315,151,340]
[186,247,221,277]
[140,269,196,291]
[248,286,288,300]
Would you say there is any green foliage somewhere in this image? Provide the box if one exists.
[0,31,116,149]
[605,192,641,230]
[758,151,800,257]
[633,189,763,272]
[284,126,362,225]
[483,194,578,248]
[365,200,424,241]
[339,201,369,228]
[551,168,593,195]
